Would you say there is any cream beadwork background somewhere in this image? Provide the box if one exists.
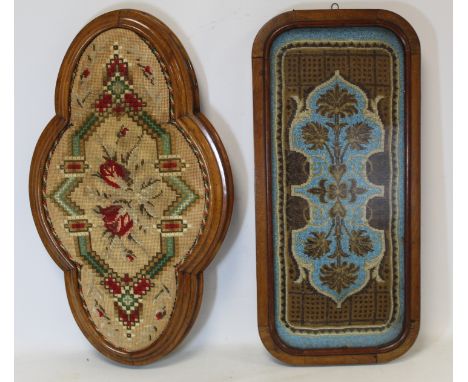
[44,28,207,350]
[16,0,451,381]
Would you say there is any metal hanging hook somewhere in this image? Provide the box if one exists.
[331,3,340,9]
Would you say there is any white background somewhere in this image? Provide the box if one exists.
[15,0,452,381]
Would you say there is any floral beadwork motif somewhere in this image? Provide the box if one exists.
[43,29,208,351]
[289,71,385,307]
[90,143,166,259]
[270,28,407,350]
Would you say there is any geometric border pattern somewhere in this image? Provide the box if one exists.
[42,41,210,342]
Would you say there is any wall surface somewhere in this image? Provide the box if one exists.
[15,0,452,380]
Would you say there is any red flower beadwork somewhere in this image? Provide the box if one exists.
[144,65,152,75]
[155,309,166,320]
[99,159,127,188]
[99,205,133,237]
[126,253,135,261]
[82,68,90,78]
[118,127,129,137]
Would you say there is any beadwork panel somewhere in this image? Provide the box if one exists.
[253,10,420,365]
[45,28,208,351]
[31,10,233,365]
[271,27,405,348]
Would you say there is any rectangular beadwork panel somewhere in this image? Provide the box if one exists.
[272,27,404,348]
[253,10,420,365]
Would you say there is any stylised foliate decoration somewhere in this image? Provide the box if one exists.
[349,230,374,256]
[301,122,329,150]
[319,261,359,293]
[258,11,419,364]
[304,232,331,259]
[316,83,359,118]
[290,71,385,307]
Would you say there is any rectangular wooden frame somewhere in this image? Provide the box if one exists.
[252,9,420,365]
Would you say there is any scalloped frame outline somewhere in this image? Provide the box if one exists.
[29,9,233,366]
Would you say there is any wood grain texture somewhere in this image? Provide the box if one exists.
[29,9,233,365]
[252,9,420,365]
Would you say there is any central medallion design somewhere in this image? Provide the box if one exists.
[48,41,205,342]
[33,13,233,363]
[289,71,386,307]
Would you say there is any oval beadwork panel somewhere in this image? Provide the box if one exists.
[30,10,232,365]
[253,10,420,365]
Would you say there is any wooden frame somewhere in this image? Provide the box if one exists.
[29,9,233,365]
[252,9,420,365]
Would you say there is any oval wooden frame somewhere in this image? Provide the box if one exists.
[252,9,420,365]
[29,9,233,365]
